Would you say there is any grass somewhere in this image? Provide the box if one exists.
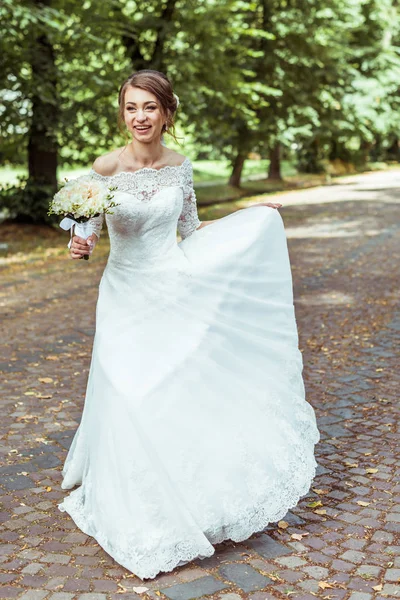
[195,172,331,206]
[0,158,322,208]
[0,159,295,186]
[191,158,296,182]
[0,158,395,268]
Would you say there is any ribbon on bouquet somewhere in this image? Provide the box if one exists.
[60,217,94,260]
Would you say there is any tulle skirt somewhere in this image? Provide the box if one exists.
[58,206,320,579]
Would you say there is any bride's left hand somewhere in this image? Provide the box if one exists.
[253,202,282,209]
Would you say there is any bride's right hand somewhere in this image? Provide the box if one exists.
[69,234,97,259]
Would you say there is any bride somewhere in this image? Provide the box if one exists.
[59,69,320,580]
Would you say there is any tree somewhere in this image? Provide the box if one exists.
[26,0,59,218]
[297,0,400,172]
[181,0,363,185]
[2,0,400,222]
[0,0,126,222]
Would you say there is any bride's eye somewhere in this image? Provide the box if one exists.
[146,106,156,111]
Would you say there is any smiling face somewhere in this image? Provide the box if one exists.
[123,86,167,143]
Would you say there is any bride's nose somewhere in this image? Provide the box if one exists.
[135,110,147,122]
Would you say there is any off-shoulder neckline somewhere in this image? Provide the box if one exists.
[90,156,190,178]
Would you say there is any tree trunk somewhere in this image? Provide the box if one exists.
[24,0,59,223]
[387,137,400,161]
[122,0,177,71]
[229,153,246,187]
[122,27,148,70]
[330,138,351,163]
[370,134,382,162]
[329,139,338,160]
[359,140,372,165]
[298,138,321,173]
[151,0,178,71]
[268,143,282,180]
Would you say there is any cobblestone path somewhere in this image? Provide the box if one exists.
[1,169,399,600]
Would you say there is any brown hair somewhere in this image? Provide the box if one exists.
[117,70,180,143]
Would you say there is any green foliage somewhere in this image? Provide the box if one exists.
[0,178,58,224]
[1,0,400,221]
[297,0,400,170]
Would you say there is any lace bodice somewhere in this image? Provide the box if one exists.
[83,157,201,242]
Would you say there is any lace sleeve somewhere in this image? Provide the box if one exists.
[178,160,201,240]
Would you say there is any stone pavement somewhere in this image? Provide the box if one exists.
[1,169,399,600]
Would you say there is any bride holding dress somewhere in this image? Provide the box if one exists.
[58,69,320,580]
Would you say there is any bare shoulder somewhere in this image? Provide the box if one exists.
[163,150,188,167]
[92,148,122,176]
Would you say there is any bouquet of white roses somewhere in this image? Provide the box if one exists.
[48,175,118,260]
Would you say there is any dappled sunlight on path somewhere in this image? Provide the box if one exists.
[0,168,399,598]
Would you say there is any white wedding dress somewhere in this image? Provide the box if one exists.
[58,157,320,579]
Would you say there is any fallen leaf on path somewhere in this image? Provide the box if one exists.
[318,581,335,589]
[365,468,378,474]
[116,583,128,593]
[307,501,323,508]
[278,520,289,529]
[313,488,329,495]
[372,584,383,591]
[314,509,327,515]
[291,533,309,541]
[259,571,283,582]
[132,587,149,594]
[16,415,37,421]
[38,377,53,383]
[345,462,358,468]
[356,501,370,506]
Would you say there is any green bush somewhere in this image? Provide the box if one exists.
[0,178,57,224]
